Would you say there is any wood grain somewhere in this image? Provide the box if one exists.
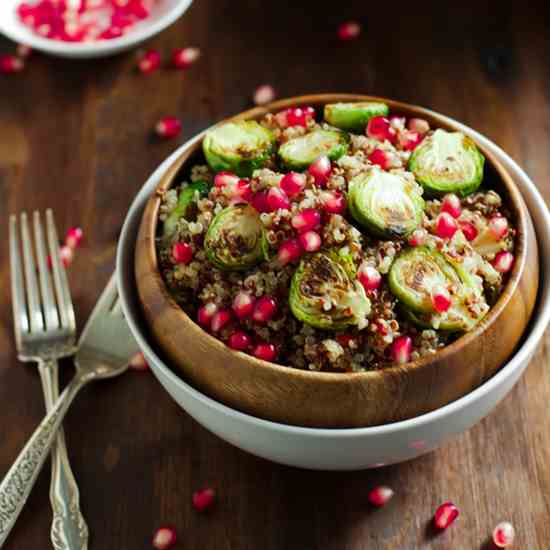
[1,0,550,547]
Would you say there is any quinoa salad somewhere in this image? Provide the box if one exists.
[157,102,516,372]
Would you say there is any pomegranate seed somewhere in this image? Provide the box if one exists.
[59,245,74,268]
[197,302,218,328]
[398,130,423,151]
[156,117,182,139]
[228,331,252,351]
[266,186,290,211]
[172,242,193,264]
[138,49,161,73]
[368,148,391,170]
[229,180,253,203]
[489,215,509,239]
[284,107,315,128]
[253,84,276,106]
[192,488,215,512]
[214,171,240,188]
[389,115,406,129]
[433,501,459,530]
[210,309,233,332]
[459,221,478,241]
[128,351,149,372]
[280,172,306,198]
[251,191,270,213]
[391,336,412,364]
[431,285,451,312]
[408,228,428,247]
[152,526,177,549]
[436,212,458,239]
[299,230,322,252]
[253,342,277,362]
[16,44,32,58]
[0,55,24,74]
[321,191,346,214]
[232,291,256,319]
[367,486,394,507]
[358,264,382,291]
[291,208,321,233]
[407,118,430,134]
[493,251,514,273]
[65,227,83,249]
[252,296,278,323]
[278,238,304,266]
[441,194,461,218]
[338,21,361,41]
[493,521,515,548]
[367,116,397,144]
[172,47,201,69]
[336,334,355,347]
[308,156,331,186]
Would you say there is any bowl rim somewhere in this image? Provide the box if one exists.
[118,102,550,435]
[139,93,530,384]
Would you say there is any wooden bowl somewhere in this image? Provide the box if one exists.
[135,94,539,428]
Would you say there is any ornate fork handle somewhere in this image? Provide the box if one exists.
[0,373,87,548]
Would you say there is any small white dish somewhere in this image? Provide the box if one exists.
[0,0,193,59]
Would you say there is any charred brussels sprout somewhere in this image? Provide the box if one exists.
[324,102,389,132]
[408,129,485,197]
[278,129,349,170]
[203,121,276,177]
[204,204,268,270]
[289,250,371,330]
[348,169,424,238]
[163,180,210,238]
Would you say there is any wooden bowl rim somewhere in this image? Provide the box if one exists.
[139,93,529,384]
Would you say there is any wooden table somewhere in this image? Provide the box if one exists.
[1,1,549,548]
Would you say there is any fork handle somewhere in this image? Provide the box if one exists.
[38,359,89,550]
[0,373,87,548]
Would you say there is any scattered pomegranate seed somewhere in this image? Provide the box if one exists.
[441,194,462,218]
[368,148,391,170]
[391,336,412,364]
[232,291,256,319]
[367,486,394,507]
[229,180,253,203]
[489,215,509,239]
[398,130,423,151]
[192,488,215,512]
[283,107,315,128]
[251,191,270,213]
[280,172,306,198]
[493,251,514,273]
[197,302,218,328]
[228,331,252,351]
[299,230,322,252]
[367,116,397,144]
[155,117,182,139]
[291,208,321,233]
[138,49,161,73]
[210,309,233,332]
[172,242,193,264]
[252,296,278,323]
[65,227,83,249]
[408,228,428,247]
[338,21,361,41]
[278,238,304,266]
[459,221,478,241]
[321,191,347,214]
[59,245,74,267]
[358,264,382,291]
[0,55,24,74]
[253,342,277,362]
[436,212,458,239]
[16,44,32,58]
[266,186,290,211]
[214,171,240,188]
[253,84,276,106]
[152,525,177,550]
[493,521,515,548]
[407,118,430,134]
[308,156,331,186]
[433,501,459,530]
[172,47,201,69]
[128,351,149,372]
[431,285,452,312]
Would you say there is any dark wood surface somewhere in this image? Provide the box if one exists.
[1,1,549,548]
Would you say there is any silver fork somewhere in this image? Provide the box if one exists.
[7,210,88,550]
[0,273,138,548]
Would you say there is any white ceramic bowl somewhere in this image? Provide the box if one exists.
[117,114,550,471]
[0,0,193,59]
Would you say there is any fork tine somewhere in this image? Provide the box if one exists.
[9,215,29,346]
[33,212,59,331]
[20,212,44,332]
[46,210,75,332]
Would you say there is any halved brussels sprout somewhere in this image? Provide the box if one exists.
[278,129,349,170]
[204,204,268,270]
[203,121,276,177]
[163,180,210,238]
[348,169,424,238]
[408,129,485,197]
[289,250,371,330]
[324,102,389,132]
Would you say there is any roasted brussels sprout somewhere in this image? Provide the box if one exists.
[348,169,425,238]
[324,102,389,132]
[204,204,268,270]
[203,121,276,177]
[278,129,350,170]
[289,250,371,330]
[408,129,485,197]
[163,180,210,238]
